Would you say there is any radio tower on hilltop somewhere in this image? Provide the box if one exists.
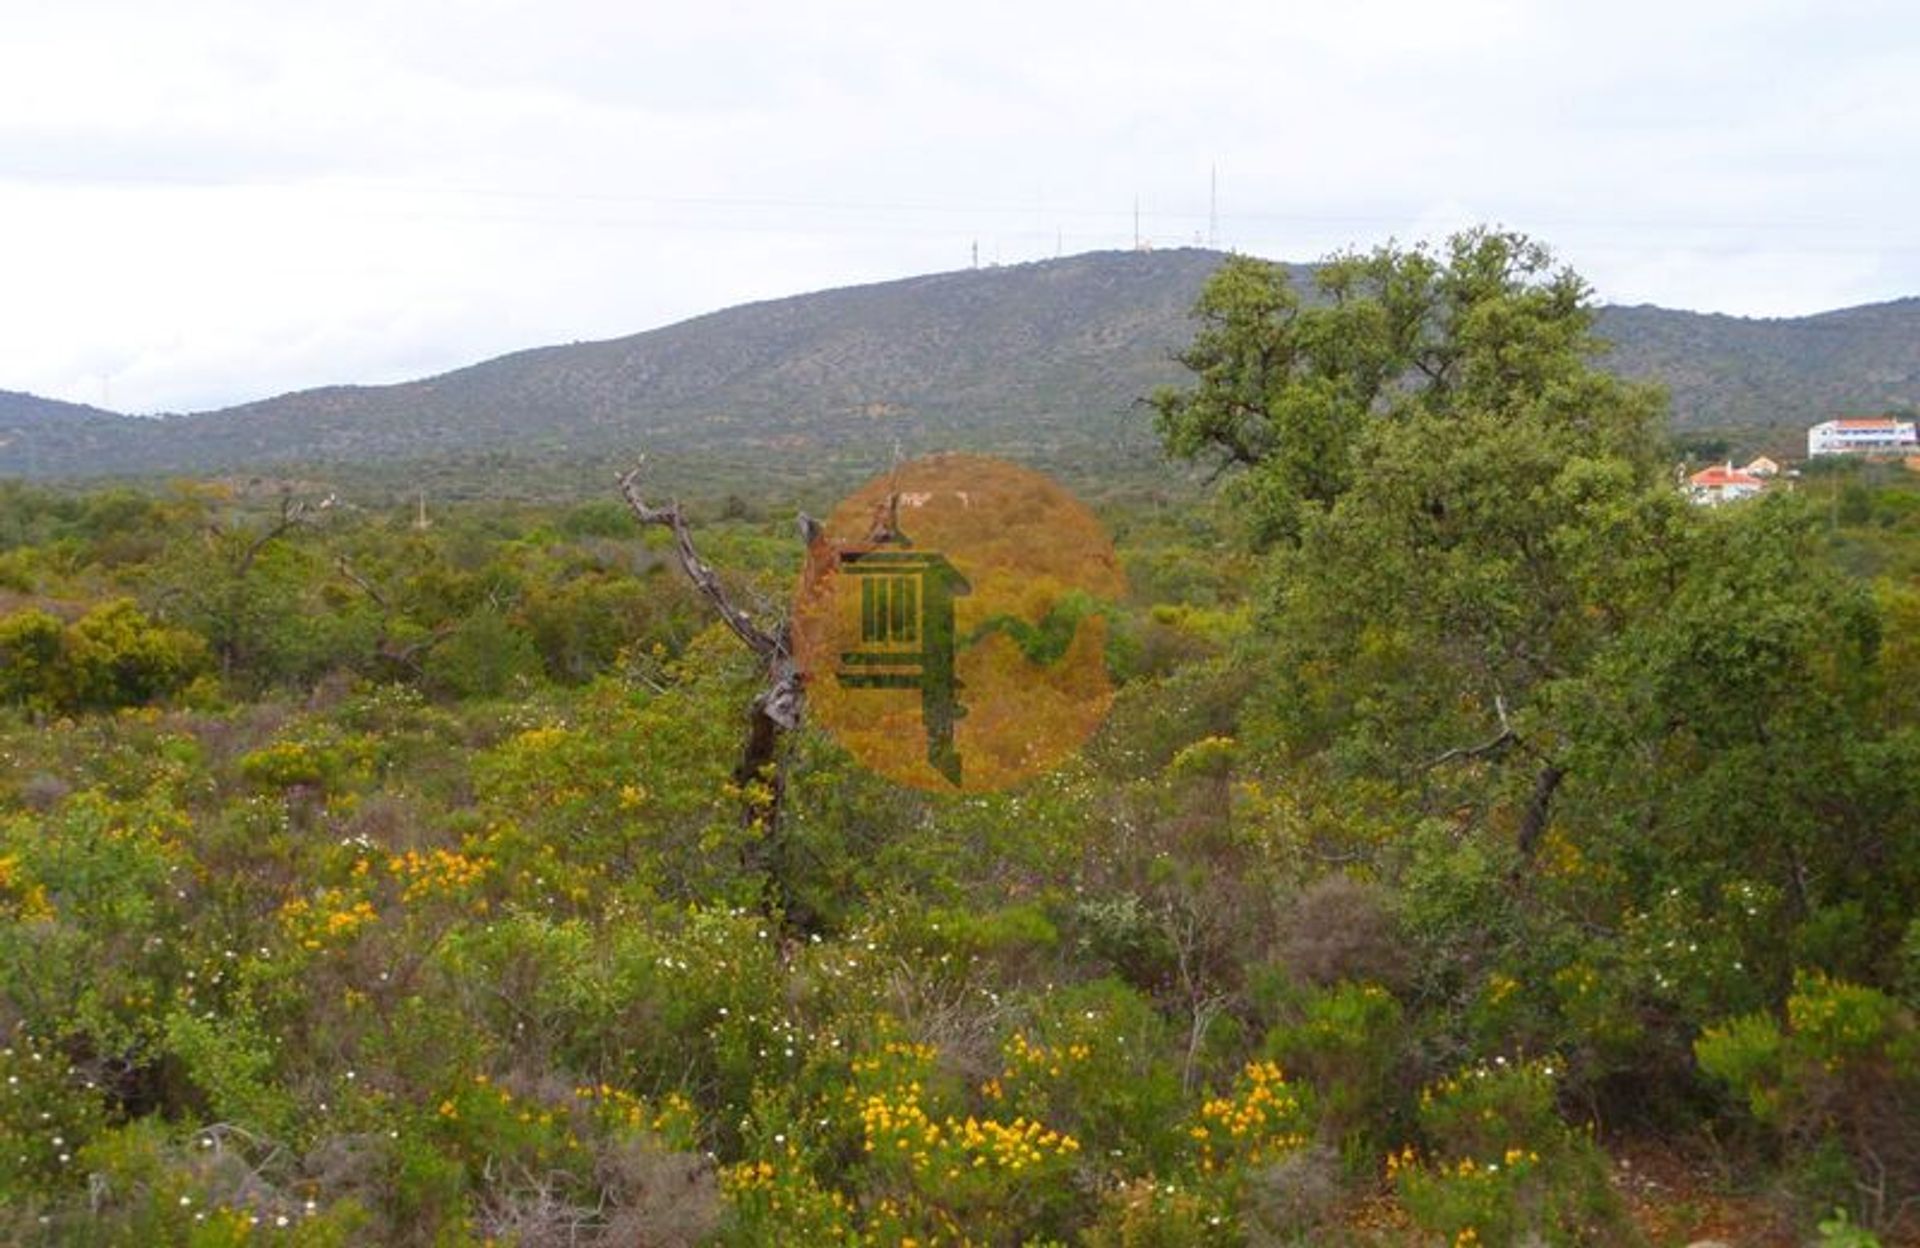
[1209,165,1219,249]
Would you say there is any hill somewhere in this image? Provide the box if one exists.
[1600,297,1920,434]
[0,390,138,475]
[1,250,1917,481]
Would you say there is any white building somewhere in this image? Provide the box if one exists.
[1808,417,1918,457]
[1688,463,1766,506]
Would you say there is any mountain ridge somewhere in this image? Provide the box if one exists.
[4,250,1917,479]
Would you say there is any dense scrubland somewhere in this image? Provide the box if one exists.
[2,231,1919,1245]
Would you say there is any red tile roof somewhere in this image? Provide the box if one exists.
[1690,466,1764,488]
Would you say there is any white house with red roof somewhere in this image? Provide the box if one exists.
[1808,416,1918,457]
[1688,463,1767,506]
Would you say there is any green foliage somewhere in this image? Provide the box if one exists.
[1393,1057,1634,1246]
[1819,1205,1885,1247]
[22,1117,372,1247]
[1897,916,1920,1010]
[1265,981,1404,1147]
[1697,974,1920,1229]
[1148,253,1352,547]
[0,790,191,1060]
[992,978,1186,1174]
[237,740,340,791]
[0,1032,110,1204]
[1082,1178,1234,1246]
[0,601,207,713]
[4,232,1920,1240]
[0,609,64,709]
[161,1008,296,1140]
[1152,229,1652,549]
[420,609,541,699]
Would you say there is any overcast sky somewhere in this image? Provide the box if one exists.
[3,0,1916,415]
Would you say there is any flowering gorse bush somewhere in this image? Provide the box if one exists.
[1393,1056,1631,1246]
[1187,1060,1310,1176]
[3,476,1920,1244]
[1697,973,1920,1230]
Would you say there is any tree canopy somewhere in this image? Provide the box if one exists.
[1157,232,1920,1219]
[1150,228,1661,546]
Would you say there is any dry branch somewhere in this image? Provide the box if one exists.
[618,460,787,677]
[617,458,811,923]
[1421,694,1515,771]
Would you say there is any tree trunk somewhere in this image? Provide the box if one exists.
[1517,762,1566,859]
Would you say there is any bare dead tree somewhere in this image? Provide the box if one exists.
[617,458,814,924]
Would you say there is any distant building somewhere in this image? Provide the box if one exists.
[1742,455,1781,478]
[1808,416,1918,457]
[1688,463,1766,506]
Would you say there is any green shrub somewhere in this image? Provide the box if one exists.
[1392,1057,1634,1246]
[422,610,541,700]
[1265,980,1404,1151]
[1897,916,1920,1010]
[237,741,335,791]
[6,1116,373,1247]
[0,602,207,714]
[991,979,1184,1173]
[0,610,64,710]
[1696,973,1920,1231]
[60,600,210,711]
[1184,1059,1315,1185]
[1082,1178,1234,1246]
[0,1031,110,1207]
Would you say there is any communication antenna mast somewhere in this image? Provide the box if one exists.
[1209,165,1219,249]
[1133,196,1140,250]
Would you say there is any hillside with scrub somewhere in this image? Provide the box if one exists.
[1,230,1919,1246]
[5,248,1920,484]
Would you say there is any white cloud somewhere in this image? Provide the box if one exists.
[1,0,1916,411]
